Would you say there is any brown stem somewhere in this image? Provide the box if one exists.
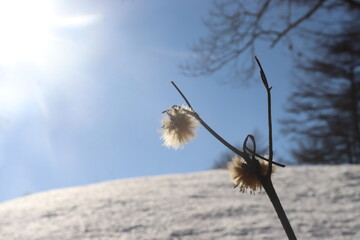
[255,56,273,177]
[170,81,194,110]
[256,57,297,239]
[169,79,296,238]
[261,177,297,240]
[170,81,285,168]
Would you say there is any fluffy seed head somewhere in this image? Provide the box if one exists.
[160,105,198,149]
[228,155,275,193]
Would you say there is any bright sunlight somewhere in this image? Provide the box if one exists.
[0,0,101,115]
[0,0,100,67]
[0,0,59,66]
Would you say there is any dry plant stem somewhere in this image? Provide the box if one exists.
[259,177,297,240]
[244,146,282,165]
[170,72,296,239]
[255,56,273,178]
[170,81,246,160]
[255,57,297,240]
[170,81,284,168]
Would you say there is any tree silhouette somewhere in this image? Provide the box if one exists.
[182,0,360,82]
[183,0,360,163]
[282,20,360,163]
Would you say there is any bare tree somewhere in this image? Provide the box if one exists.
[182,0,360,83]
[183,0,360,163]
[282,20,360,163]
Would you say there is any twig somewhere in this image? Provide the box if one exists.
[255,56,273,177]
[171,80,247,160]
[255,57,297,240]
[170,81,285,167]
[270,0,325,47]
[170,81,194,110]
[244,146,285,168]
[169,77,296,239]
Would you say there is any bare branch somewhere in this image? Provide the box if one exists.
[182,0,359,82]
[255,56,273,178]
[270,0,326,47]
[170,81,285,167]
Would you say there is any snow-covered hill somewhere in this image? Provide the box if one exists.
[0,165,359,240]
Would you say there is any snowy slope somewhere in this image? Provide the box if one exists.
[0,165,359,240]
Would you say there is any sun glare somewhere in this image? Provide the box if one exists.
[0,0,101,116]
[0,0,60,66]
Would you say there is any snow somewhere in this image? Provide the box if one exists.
[0,165,359,239]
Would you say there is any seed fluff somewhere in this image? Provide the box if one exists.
[228,155,275,193]
[160,105,198,150]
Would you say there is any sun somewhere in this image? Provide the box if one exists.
[0,0,100,115]
[0,0,59,67]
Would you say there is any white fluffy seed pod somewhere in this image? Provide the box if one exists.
[160,105,199,150]
[228,155,275,193]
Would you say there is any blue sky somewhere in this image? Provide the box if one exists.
[0,0,295,202]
